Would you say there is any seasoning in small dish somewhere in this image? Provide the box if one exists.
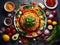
[4,1,15,12]
[4,17,12,26]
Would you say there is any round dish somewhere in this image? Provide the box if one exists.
[4,17,12,26]
[14,5,47,38]
[4,1,15,12]
[44,0,58,9]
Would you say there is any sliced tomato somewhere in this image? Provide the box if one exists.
[15,18,19,22]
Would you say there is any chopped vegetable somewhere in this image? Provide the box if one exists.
[15,18,19,22]
[12,33,19,41]
[48,25,53,30]
[25,15,36,27]
[44,29,50,35]
[32,32,38,37]
[46,10,50,16]
[46,0,56,7]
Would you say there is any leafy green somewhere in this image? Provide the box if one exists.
[24,15,36,27]
[38,9,43,16]
[47,26,57,41]
[47,26,60,43]
[16,11,20,18]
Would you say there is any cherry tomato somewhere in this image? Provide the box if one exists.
[33,2,36,5]
[41,34,45,38]
[8,32,12,37]
[10,25,14,30]
[6,28,10,33]
[12,29,16,34]
[15,18,19,22]
[19,8,24,11]
[22,38,28,43]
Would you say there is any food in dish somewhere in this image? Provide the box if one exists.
[14,4,47,37]
[4,1,15,12]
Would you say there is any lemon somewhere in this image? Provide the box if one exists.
[52,21,57,25]
[2,34,10,42]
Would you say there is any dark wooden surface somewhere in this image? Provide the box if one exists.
[0,0,60,45]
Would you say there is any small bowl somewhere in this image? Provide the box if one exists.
[4,17,12,26]
[4,1,15,12]
[44,0,58,9]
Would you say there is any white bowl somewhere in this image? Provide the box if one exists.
[4,17,12,26]
[4,1,15,12]
[44,0,58,9]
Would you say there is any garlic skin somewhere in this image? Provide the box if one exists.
[44,29,50,35]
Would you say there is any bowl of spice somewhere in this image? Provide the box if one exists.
[44,0,58,9]
[4,1,15,12]
[4,17,12,26]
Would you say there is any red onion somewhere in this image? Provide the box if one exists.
[1,27,5,32]
[37,30,42,35]
[49,14,54,19]
[44,29,50,35]
[0,31,3,34]
[52,10,57,15]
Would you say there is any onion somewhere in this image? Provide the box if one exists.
[0,31,3,34]
[44,36,48,40]
[37,30,42,35]
[49,14,54,19]
[44,29,50,35]
[1,27,5,32]
[52,10,57,15]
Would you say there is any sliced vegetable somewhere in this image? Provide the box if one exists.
[12,33,19,41]
[48,25,53,30]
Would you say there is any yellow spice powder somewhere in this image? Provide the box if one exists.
[6,3,13,10]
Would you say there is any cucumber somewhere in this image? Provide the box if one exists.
[46,26,57,41]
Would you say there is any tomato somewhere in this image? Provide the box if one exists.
[8,32,12,37]
[15,18,19,22]
[12,29,16,34]
[41,34,45,38]
[19,8,24,11]
[33,2,36,5]
[22,38,28,43]
[6,28,10,33]
[10,25,14,30]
